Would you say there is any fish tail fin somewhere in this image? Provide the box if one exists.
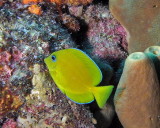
[92,86,114,108]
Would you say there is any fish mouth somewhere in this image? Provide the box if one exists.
[44,57,56,72]
[44,58,47,64]
[44,58,50,69]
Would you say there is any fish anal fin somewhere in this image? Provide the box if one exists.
[92,86,114,108]
[65,90,94,104]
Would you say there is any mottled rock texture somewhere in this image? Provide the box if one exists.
[110,0,160,53]
[114,52,160,128]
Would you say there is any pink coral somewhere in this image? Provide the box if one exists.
[88,18,127,59]
[84,5,128,60]
[12,46,23,62]
[0,51,11,64]
[2,119,17,128]
[0,51,12,82]
[0,47,23,83]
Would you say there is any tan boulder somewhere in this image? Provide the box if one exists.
[114,52,160,128]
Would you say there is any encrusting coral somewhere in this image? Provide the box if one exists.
[0,86,23,118]
[109,0,160,53]
[22,0,42,4]
[28,4,42,15]
[23,0,93,6]
[82,5,128,60]
[22,0,93,31]
[114,52,160,128]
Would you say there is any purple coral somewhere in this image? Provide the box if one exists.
[84,5,128,61]
[0,50,12,83]
[2,119,17,128]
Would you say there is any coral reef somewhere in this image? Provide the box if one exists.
[23,0,93,6]
[110,0,160,53]
[17,64,95,128]
[0,86,23,118]
[22,0,93,31]
[23,0,43,4]
[0,1,94,127]
[114,52,160,128]
[0,1,128,128]
[2,119,17,128]
[68,4,128,127]
[28,4,42,15]
[82,5,128,61]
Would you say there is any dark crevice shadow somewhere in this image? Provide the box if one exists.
[108,114,124,128]
[70,18,90,50]
[93,0,109,5]
[145,53,160,83]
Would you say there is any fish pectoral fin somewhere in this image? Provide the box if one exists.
[92,85,114,108]
[65,90,94,104]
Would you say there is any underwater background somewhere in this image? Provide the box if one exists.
[0,0,160,128]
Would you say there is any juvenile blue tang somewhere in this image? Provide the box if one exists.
[44,48,113,108]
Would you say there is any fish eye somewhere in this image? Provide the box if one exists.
[51,55,56,62]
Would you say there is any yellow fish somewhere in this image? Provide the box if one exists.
[44,48,113,108]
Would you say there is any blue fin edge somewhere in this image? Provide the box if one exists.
[66,95,94,105]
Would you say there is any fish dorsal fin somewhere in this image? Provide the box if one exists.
[68,48,102,86]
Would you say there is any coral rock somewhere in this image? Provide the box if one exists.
[110,0,160,53]
[83,5,127,60]
[114,52,160,128]
[50,0,93,6]
[28,4,42,15]
[2,119,17,128]
[23,0,92,5]
[23,0,43,4]
[0,86,23,117]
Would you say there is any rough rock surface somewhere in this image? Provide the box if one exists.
[110,0,160,53]
[114,52,160,128]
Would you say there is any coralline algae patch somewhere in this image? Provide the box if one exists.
[0,47,23,84]
[83,5,128,60]
[0,86,23,118]
[23,0,93,6]
[2,119,17,128]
